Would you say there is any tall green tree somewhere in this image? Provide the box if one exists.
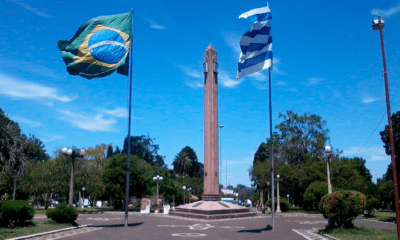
[22,134,49,163]
[172,151,192,177]
[122,135,161,165]
[380,110,400,193]
[275,110,329,164]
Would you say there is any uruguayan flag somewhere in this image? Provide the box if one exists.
[236,6,272,79]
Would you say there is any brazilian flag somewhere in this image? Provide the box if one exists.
[58,13,131,79]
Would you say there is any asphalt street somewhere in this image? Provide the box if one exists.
[31,211,396,240]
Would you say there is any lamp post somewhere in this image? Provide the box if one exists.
[276,174,281,213]
[325,146,332,194]
[153,175,163,201]
[287,194,290,206]
[324,145,335,229]
[182,186,186,204]
[61,147,85,206]
[372,17,400,239]
[218,125,224,189]
[188,187,192,203]
[82,187,85,208]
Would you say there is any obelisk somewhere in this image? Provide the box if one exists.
[203,44,220,201]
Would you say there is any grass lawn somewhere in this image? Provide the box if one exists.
[0,221,74,240]
[374,211,396,222]
[322,227,397,240]
[34,206,140,216]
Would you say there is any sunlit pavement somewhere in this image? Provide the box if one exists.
[31,212,396,240]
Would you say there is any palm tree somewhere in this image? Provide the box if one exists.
[0,110,28,200]
[172,152,192,177]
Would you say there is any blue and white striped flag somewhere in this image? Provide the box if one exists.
[236,5,272,79]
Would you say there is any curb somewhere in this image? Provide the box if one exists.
[6,225,88,240]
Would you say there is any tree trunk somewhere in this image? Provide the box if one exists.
[13,178,17,200]
[69,160,74,205]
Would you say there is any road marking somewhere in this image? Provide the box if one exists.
[286,220,327,224]
[292,229,331,240]
[87,217,124,221]
[158,223,244,230]
[171,233,207,237]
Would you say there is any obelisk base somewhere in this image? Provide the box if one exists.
[202,194,221,201]
[170,201,256,219]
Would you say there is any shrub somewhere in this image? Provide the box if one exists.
[46,204,78,223]
[365,197,380,216]
[304,181,328,211]
[266,198,290,212]
[319,190,366,228]
[0,200,35,227]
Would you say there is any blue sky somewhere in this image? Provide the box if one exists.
[1,0,400,187]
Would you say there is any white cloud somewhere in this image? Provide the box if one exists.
[371,4,400,17]
[0,73,74,102]
[11,116,42,127]
[41,135,64,142]
[343,146,389,162]
[146,19,166,29]
[59,110,116,132]
[219,71,244,88]
[6,0,50,17]
[102,108,128,118]
[276,81,288,86]
[185,81,204,89]
[177,65,202,78]
[223,32,242,56]
[307,77,326,86]
[362,96,381,104]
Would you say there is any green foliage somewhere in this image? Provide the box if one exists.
[0,200,34,227]
[275,110,329,165]
[266,198,290,212]
[46,204,78,223]
[319,190,366,228]
[379,180,395,210]
[364,197,380,216]
[21,134,49,163]
[304,181,328,211]
[122,135,161,165]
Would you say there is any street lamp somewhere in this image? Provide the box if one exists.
[324,146,332,194]
[82,187,85,208]
[188,187,192,203]
[61,147,85,206]
[182,186,186,204]
[372,17,400,239]
[276,174,281,213]
[218,124,224,190]
[152,175,164,201]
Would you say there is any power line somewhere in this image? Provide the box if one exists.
[353,111,386,155]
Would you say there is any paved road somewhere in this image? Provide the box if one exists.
[31,212,396,240]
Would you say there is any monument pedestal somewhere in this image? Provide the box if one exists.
[169,201,256,219]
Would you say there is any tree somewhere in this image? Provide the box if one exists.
[22,134,49,163]
[180,146,203,177]
[227,185,233,190]
[380,111,400,193]
[106,145,114,158]
[172,151,192,177]
[0,109,22,172]
[122,135,160,164]
[275,111,329,164]
[0,109,29,200]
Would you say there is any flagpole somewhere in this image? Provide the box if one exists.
[269,67,275,230]
[125,7,134,228]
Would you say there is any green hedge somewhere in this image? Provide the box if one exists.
[46,205,78,223]
[304,181,328,211]
[0,201,35,227]
[319,190,366,227]
[266,198,289,212]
